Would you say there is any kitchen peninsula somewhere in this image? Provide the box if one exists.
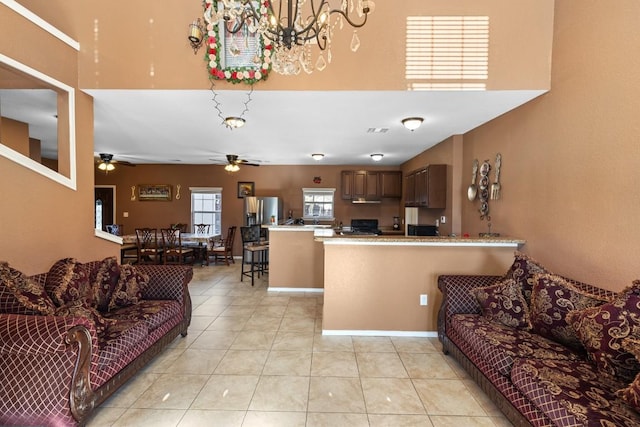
[268,226,524,336]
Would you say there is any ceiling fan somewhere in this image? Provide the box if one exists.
[96,153,136,172]
[214,154,261,172]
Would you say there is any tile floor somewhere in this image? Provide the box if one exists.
[88,264,514,426]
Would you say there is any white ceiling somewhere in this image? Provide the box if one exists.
[85,89,545,166]
[1,88,545,166]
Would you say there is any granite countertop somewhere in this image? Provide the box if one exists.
[317,234,525,247]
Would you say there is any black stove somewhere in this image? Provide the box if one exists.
[349,219,382,235]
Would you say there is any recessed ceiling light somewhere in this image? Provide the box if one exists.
[370,153,384,162]
[401,117,423,131]
[311,153,324,161]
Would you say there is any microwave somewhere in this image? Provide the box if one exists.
[407,224,439,236]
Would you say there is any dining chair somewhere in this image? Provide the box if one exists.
[194,223,210,233]
[105,224,124,236]
[208,226,236,266]
[135,228,163,264]
[170,223,188,232]
[160,228,194,265]
[240,225,268,286]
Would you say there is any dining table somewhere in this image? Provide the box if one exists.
[120,232,221,265]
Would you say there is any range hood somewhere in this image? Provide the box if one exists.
[351,197,381,204]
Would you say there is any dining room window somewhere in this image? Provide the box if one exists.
[190,187,222,235]
[302,188,335,221]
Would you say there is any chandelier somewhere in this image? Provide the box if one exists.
[198,0,372,75]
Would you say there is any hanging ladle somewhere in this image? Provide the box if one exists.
[468,159,479,201]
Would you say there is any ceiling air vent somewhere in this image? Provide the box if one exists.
[367,128,389,133]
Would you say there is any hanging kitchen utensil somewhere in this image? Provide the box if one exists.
[478,160,491,220]
[467,159,479,201]
[491,153,502,200]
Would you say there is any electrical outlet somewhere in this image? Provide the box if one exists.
[420,294,428,306]
[440,216,446,224]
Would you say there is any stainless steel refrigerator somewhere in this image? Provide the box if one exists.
[244,196,283,226]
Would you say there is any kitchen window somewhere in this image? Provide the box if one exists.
[302,188,335,221]
[190,187,222,235]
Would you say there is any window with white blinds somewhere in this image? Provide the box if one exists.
[406,16,489,90]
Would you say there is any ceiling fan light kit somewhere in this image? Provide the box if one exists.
[224,163,241,172]
[402,117,424,131]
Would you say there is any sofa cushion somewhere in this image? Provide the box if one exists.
[530,273,610,350]
[90,257,121,312]
[450,313,583,377]
[54,300,116,336]
[96,319,148,370]
[0,263,55,315]
[104,300,181,332]
[616,337,640,411]
[500,251,549,305]
[567,280,640,382]
[511,358,640,427]
[45,258,93,307]
[108,264,149,311]
[471,278,532,330]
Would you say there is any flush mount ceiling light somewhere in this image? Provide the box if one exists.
[311,153,325,161]
[401,117,424,131]
[370,153,384,162]
[224,116,246,129]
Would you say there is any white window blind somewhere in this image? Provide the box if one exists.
[190,187,222,235]
[302,188,335,221]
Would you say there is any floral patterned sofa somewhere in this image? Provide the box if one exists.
[438,252,640,427]
[0,257,193,426]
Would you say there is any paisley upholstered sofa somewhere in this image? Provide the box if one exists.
[438,252,640,427]
[0,257,193,426]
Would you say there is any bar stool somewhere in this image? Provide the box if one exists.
[240,225,268,286]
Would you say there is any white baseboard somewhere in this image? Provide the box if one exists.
[268,287,324,293]
[322,330,437,337]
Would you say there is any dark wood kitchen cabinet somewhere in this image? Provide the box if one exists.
[341,171,354,200]
[380,171,402,198]
[342,170,393,200]
[404,164,446,208]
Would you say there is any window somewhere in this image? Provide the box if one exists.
[190,187,222,235]
[302,188,335,221]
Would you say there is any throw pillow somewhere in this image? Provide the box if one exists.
[45,258,93,307]
[90,257,121,312]
[108,264,149,311]
[530,273,610,350]
[471,278,532,330]
[567,280,640,382]
[500,251,549,305]
[616,337,640,411]
[54,300,116,336]
[0,263,56,315]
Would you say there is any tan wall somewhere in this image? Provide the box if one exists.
[95,164,403,255]
[0,5,119,275]
[20,0,553,92]
[269,230,324,289]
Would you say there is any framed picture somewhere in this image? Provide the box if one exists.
[138,184,172,201]
[237,181,255,198]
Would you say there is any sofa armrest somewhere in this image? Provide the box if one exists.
[0,314,97,425]
[437,275,501,350]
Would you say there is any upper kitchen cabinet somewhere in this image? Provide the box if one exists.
[341,170,401,201]
[404,164,446,208]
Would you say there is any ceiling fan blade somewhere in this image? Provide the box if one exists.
[241,162,260,167]
[112,160,136,167]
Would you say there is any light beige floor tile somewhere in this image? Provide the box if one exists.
[201,288,232,296]
[243,315,283,331]
[272,331,315,351]
[308,377,366,413]
[391,337,439,353]
[101,372,160,408]
[357,352,409,378]
[443,355,470,379]
[191,375,259,410]
[284,304,317,318]
[131,374,208,409]
[87,406,127,426]
[214,350,269,375]
[230,296,263,306]
[203,295,235,305]
[188,316,216,331]
[289,296,319,306]
[280,316,316,332]
[165,349,225,375]
[263,350,312,376]
[491,416,515,427]
[368,414,434,426]
[313,335,354,352]
[220,305,257,317]
[249,376,310,411]
[177,409,245,426]
[306,412,369,427]
[429,415,498,427]
[190,330,238,350]
[311,351,359,377]
[167,330,202,350]
[143,347,186,373]
[252,304,287,317]
[259,296,290,306]
[413,379,486,416]
[242,411,307,427]
[361,378,426,415]
[192,304,228,317]
[463,379,505,417]
[112,408,186,427]
[231,330,277,350]
[399,353,458,379]
[207,316,248,332]
[352,336,396,352]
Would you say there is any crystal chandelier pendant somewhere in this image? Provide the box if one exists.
[350,31,361,52]
[316,54,327,71]
[327,47,332,64]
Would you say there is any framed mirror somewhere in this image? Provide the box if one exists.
[0,53,76,190]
